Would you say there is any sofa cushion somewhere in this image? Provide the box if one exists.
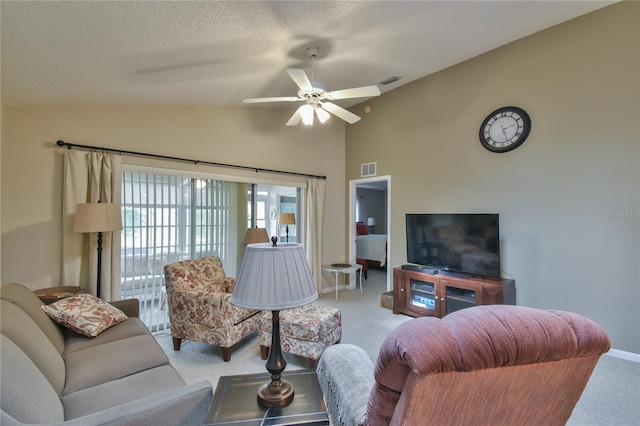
[0,300,66,394]
[0,283,65,354]
[61,364,186,419]
[0,335,64,424]
[42,293,128,337]
[63,334,170,395]
[63,316,151,355]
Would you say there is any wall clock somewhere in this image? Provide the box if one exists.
[479,106,531,153]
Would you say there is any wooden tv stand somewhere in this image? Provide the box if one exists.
[393,266,515,318]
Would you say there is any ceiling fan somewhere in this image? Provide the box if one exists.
[243,47,380,126]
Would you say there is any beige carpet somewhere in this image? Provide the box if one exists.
[154,268,639,425]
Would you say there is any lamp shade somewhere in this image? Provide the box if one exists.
[367,217,376,227]
[74,203,122,233]
[231,243,317,310]
[244,228,270,245]
[279,213,296,225]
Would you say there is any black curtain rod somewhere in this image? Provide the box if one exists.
[56,140,326,180]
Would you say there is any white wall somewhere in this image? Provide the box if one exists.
[1,105,346,292]
[346,2,639,353]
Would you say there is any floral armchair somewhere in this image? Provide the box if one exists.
[164,256,258,362]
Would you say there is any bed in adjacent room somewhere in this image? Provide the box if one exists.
[356,222,387,267]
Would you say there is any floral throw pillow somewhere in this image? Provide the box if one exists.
[42,293,128,337]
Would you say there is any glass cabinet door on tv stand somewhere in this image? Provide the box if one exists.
[407,278,438,316]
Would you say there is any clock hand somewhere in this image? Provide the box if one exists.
[501,126,509,141]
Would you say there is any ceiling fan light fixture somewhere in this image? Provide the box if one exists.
[300,104,314,126]
[245,46,381,127]
[316,107,330,123]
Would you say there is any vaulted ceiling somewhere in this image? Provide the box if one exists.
[1,1,615,108]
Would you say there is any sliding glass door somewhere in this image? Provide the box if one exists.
[120,170,300,331]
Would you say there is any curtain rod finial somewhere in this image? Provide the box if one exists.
[56,140,66,147]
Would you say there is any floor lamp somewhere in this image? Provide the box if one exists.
[279,213,295,243]
[231,242,317,407]
[74,202,122,299]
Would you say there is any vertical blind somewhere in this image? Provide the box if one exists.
[121,171,235,331]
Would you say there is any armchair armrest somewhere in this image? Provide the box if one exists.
[45,381,213,426]
[110,299,140,318]
[317,344,374,426]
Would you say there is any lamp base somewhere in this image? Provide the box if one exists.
[258,310,295,407]
[257,377,294,407]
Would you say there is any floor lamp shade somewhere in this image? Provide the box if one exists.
[74,203,123,233]
[74,203,122,299]
[279,213,296,226]
[231,243,317,310]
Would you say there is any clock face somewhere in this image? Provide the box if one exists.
[479,106,531,153]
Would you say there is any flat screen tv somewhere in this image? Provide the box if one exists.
[406,213,500,278]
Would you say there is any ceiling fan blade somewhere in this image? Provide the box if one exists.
[286,106,305,126]
[326,85,381,100]
[286,68,313,92]
[322,102,361,124]
[243,96,302,103]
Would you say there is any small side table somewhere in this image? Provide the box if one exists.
[203,369,329,425]
[33,286,86,304]
[322,264,363,300]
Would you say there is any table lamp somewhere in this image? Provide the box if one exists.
[279,213,295,242]
[74,202,122,299]
[243,227,269,245]
[367,217,376,234]
[231,242,317,407]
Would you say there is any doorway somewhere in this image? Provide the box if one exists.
[349,175,392,292]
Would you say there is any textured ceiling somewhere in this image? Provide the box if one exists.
[1,1,615,108]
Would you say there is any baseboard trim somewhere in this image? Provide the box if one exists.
[606,348,640,363]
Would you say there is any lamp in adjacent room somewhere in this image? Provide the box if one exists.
[231,243,317,407]
[279,213,295,243]
[74,202,122,299]
[243,227,269,245]
[367,217,376,234]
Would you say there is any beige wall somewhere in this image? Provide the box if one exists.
[1,105,346,292]
[346,2,639,353]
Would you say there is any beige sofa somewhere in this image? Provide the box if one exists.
[0,283,213,425]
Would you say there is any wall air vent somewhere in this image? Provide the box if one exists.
[361,162,377,177]
[379,76,402,85]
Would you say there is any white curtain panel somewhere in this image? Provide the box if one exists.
[61,150,122,301]
[305,178,326,292]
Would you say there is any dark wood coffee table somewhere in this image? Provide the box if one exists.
[203,369,329,425]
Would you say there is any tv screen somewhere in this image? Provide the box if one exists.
[406,213,500,278]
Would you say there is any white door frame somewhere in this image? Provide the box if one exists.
[349,175,392,292]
